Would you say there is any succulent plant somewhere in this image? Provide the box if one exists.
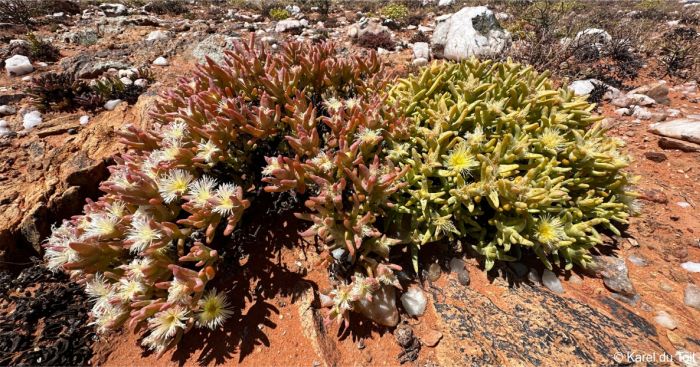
[45,38,638,348]
[386,59,638,271]
[268,7,290,21]
[45,37,409,351]
[379,3,409,22]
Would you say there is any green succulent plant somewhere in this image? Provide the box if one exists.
[386,59,638,271]
[269,7,290,21]
[379,3,409,21]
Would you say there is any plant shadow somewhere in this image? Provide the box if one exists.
[168,191,314,366]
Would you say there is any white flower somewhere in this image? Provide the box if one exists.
[188,176,217,207]
[196,140,220,163]
[355,127,382,145]
[163,120,188,141]
[148,306,189,341]
[310,152,334,173]
[467,126,485,145]
[117,278,146,301]
[261,159,281,177]
[90,303,126,333]
[157,169,193,203]
[85,273,112,301]
[213,183,239,216]
[197,289,233,329]
[123,258,152,280]
[126,215,162,254]
[84,212,119,239]
[324,97,343,112]
[167,279,192,304]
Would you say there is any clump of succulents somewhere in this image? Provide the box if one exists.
[385,59,637,271]
[268,7,290,21]
[45,37,638,351]
[379,3,409,22]
[45,37,409,352]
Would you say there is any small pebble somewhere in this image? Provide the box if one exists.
[684,284,700,310]
[153,56,168,66]
[104,99,123,111]
[653,310,677,330]
[542,269,564,294]
[681,262,700,273]
[528,268,540,284]
[400,286,427,316]
[426,263,441,282]
[628,254,648,267]
[79,115,89,125]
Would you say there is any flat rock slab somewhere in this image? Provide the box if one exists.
[432,279,667,366]
[649,118,700,144]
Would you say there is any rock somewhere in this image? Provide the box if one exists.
[653,310,677,330]
[412,58,429,67]
[134,78,148,88]
[438,0,455,6]
[431,6,511,60]
[658,136,700,152]
[0,105,16,116]
[449,257,469,285]
[355,285,398,327]
[643,151,667,162]
[0,120,10,136]
[296,282,340,367]
[354,20,391,41]
[627,254,648,267]
[432,278,664,365]
[588,256,637,297]
[569,273,583,285]
[5,55,33,76]
[152,56,168,66]
[681,262,700,273]
[22,111,42,130]
[119,77,133,85]
[79,115,89,125]
[640,188,668,203]
[568,79,598,96]
[649,118,700,145]
[684,284,700,310]
[275,19,305,33]
[614,107,630,116]
[64,56,131,79]
[401,287,427,316]
[192,34,238,65]
[528,268,540,283]
[413,42,430,60]
[426,263,441,281]
[629,81,670,105]
[542,269,564,294]
[574,28,611,47]
[631,106,652,120]
[420,329,443,347]
[612,93,656,108]
[104,99,123,111]
[145,30,169,42]
[99,3,128,17]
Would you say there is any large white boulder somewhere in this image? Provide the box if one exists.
[5,55,33,77]
[431,6,510,60]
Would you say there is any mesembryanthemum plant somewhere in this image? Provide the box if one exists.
[386,59,638,271]
[44,37,411,352]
